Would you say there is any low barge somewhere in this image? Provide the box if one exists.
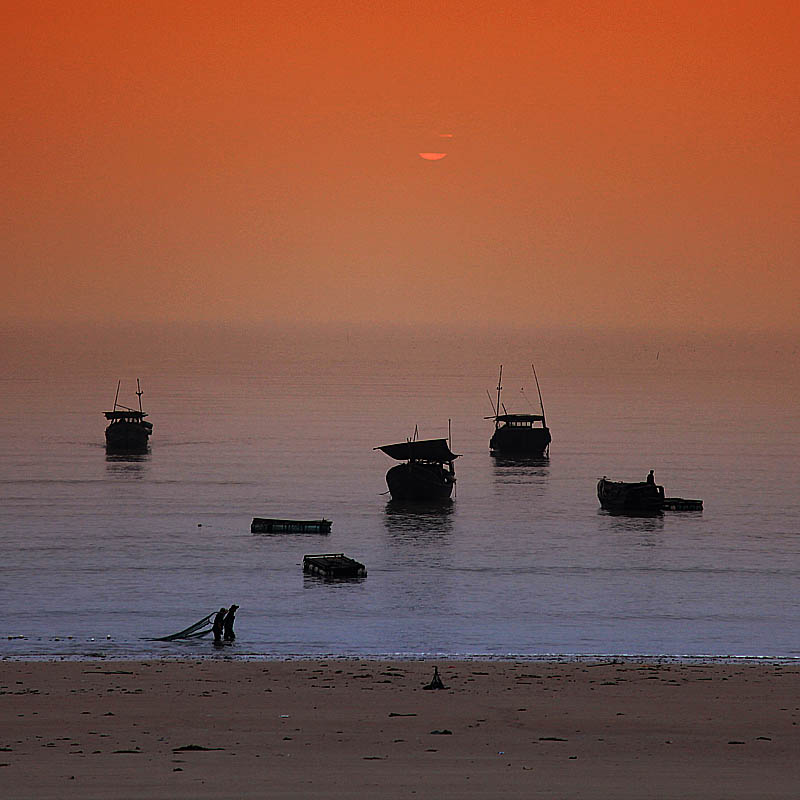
[303,553,366,579]
[662,497,703,511]
[251,518,332,534]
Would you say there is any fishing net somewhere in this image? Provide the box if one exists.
[151,612,215,641]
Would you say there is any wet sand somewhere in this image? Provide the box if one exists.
[1,659,798,799]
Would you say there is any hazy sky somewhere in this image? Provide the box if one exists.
[3,1,798,330]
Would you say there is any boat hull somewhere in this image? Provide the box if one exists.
[385,463,455,502]
[105,421,151,454]
[490,425,551,456]
[597,478,664,512]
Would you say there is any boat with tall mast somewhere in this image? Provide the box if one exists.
[487,364,551,456]
[375,426,459,501]
[104,379,153,453]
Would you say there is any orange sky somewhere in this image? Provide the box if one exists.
[2,1,798,330]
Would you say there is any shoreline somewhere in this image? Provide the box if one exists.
[3,658,798,799]
[4,650,800,665]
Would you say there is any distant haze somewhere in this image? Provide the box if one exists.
[2,1,798,331]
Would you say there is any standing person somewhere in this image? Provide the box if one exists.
[646,469,655,485]
[212,607,227,644]
[223,604,238,641]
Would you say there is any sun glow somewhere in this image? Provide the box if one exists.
[418,152,447,160]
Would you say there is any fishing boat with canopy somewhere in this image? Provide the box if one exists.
[487,364,551,456]
[375,429,459,502]
[104,379,153,453]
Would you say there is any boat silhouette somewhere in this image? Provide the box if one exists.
[487,364,551,456]
[375,431,459,502]
[104,379,152,454]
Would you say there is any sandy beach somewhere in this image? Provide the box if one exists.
[1,659,798,799]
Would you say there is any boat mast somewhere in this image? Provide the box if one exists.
[448,417,456,489]
[495,365,503,427]
[113,380,121,413]
[531,363,546,426]
[136,378,144,415]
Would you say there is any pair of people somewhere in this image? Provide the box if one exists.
[212,604,238,644]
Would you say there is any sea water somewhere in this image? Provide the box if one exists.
[1,323,798,660]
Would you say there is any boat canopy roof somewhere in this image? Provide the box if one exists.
[104,410,148,420]
[375,438,460,462]
[494,413,545,423]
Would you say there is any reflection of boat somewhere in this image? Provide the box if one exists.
[383,499,454,537]
[491,454,550,490]
[597,476,664,512]
[104,379,153,454]
[487,365,551,456]
[375,434,459,502]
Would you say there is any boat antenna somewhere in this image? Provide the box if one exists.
[136,378,143,415]
[448,418,452,450]
[531,363,546,425]
[495,365,503,422]
[519,386,536,412]
[113,380,121,413]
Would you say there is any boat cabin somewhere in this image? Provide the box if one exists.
[104,410,149,423]
[494,413,546,429]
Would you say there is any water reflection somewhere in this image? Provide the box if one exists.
[383,500,454,540]
[491,455,550,489]
[105,452,150,477]
[303,573,367,588]
[599,508,666,535]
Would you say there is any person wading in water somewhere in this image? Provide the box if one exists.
[212,607,227,644]
[223,604,238,641]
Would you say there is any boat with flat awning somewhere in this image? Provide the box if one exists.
[375,435,459,502]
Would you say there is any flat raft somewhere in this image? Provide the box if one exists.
[251,518,332,534]
[662,497,703,511]
[303,553,366,579]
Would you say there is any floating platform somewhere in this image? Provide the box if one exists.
[303,553,366,580]
[251,518,331,534]
[663,497,703,511]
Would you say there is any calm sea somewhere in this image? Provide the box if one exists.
[1,323,798,661]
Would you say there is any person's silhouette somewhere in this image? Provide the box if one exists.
[423,666,446,690]
[212,607,227,644]
[223,604,238,641]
